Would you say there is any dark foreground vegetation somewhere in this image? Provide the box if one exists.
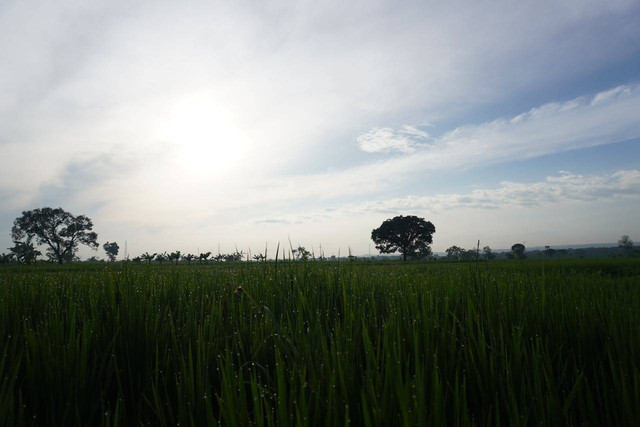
[1,259,640,426]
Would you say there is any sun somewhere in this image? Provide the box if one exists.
[162,92,247,177]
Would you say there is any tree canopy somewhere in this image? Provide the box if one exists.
[371,215,436,261]
[198,252,212,263]
[8,236,41,264]
[511,243,526,259]
[103,241,119,262]
[446,245,478,261]
[12,207,98,264]
[618,235,634,256]
[168,251,182,264]
[483,246,495,260]
[141,252,157,264]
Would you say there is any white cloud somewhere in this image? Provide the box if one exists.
[263,169,640,222]
[241,169,640,253]
[368,169,640,213]
[356,125,431,153]
[435,84,640,161]
[5,83,638,232]
[1,1,640,254]
[355,84,640,171]
[260,83,640,210]
[590,85,634,106]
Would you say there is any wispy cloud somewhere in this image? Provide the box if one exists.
[427,84,640,167]
[256,84,640,208]
[258,169,640,226]
[1,1,639,253]
[356,125,432,153]
[357,169,640,214]
[255,218,291,225]
[6,84,638,227]
[355,83,640,169]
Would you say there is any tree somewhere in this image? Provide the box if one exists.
[253,253,266,262]
[511,243,526,259]
[141,252,156,264]
[543,245,556,257]
[419,247,433,259]
[224,251,244,262]
[168,251,181,264]
[8,236,41,265]
[0,252,16,264]
[461,248,476,261]
[156,252,167,264]
[11,207,98,264]
[618,235,634,257]
[103,241,119,262]
[371,215,436,261]
[445,245,476,261]
[183,253,196,264]
[293,246,311,261]
[446,246,465,260]
[198,252,212,264]
[482,246,495,260]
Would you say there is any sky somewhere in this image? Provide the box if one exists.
[1,0,640,259]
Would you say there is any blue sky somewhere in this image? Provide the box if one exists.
[1,0,639,258]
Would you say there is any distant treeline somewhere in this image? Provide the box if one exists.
[3,245,636,265]
[2,207,637,264]
[437,245,639,261]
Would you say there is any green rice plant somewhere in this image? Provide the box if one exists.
[0,259,639,425]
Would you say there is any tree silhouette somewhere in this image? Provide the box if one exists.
[8,236,41,265]
[482,246,495,260]
[103,241,119,262]
[0,252,15,264]
[446,245,463,260]
[11,207,98,264]
[224,251,244,262]
[371,216,436,261]
[511,243,526,259]
[168,251,181,264]
[293,246,310,261]
[141,252,156,264]
[183,253,196,264]
[198,252,212,264]
[618,235,634,257]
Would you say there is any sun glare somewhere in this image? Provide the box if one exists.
[162,93,247,177]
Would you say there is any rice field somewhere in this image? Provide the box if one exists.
[1,259,639,426]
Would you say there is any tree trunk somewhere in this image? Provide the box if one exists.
[402,251,407,261]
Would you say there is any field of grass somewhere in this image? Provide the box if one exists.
[1,258,639,425]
